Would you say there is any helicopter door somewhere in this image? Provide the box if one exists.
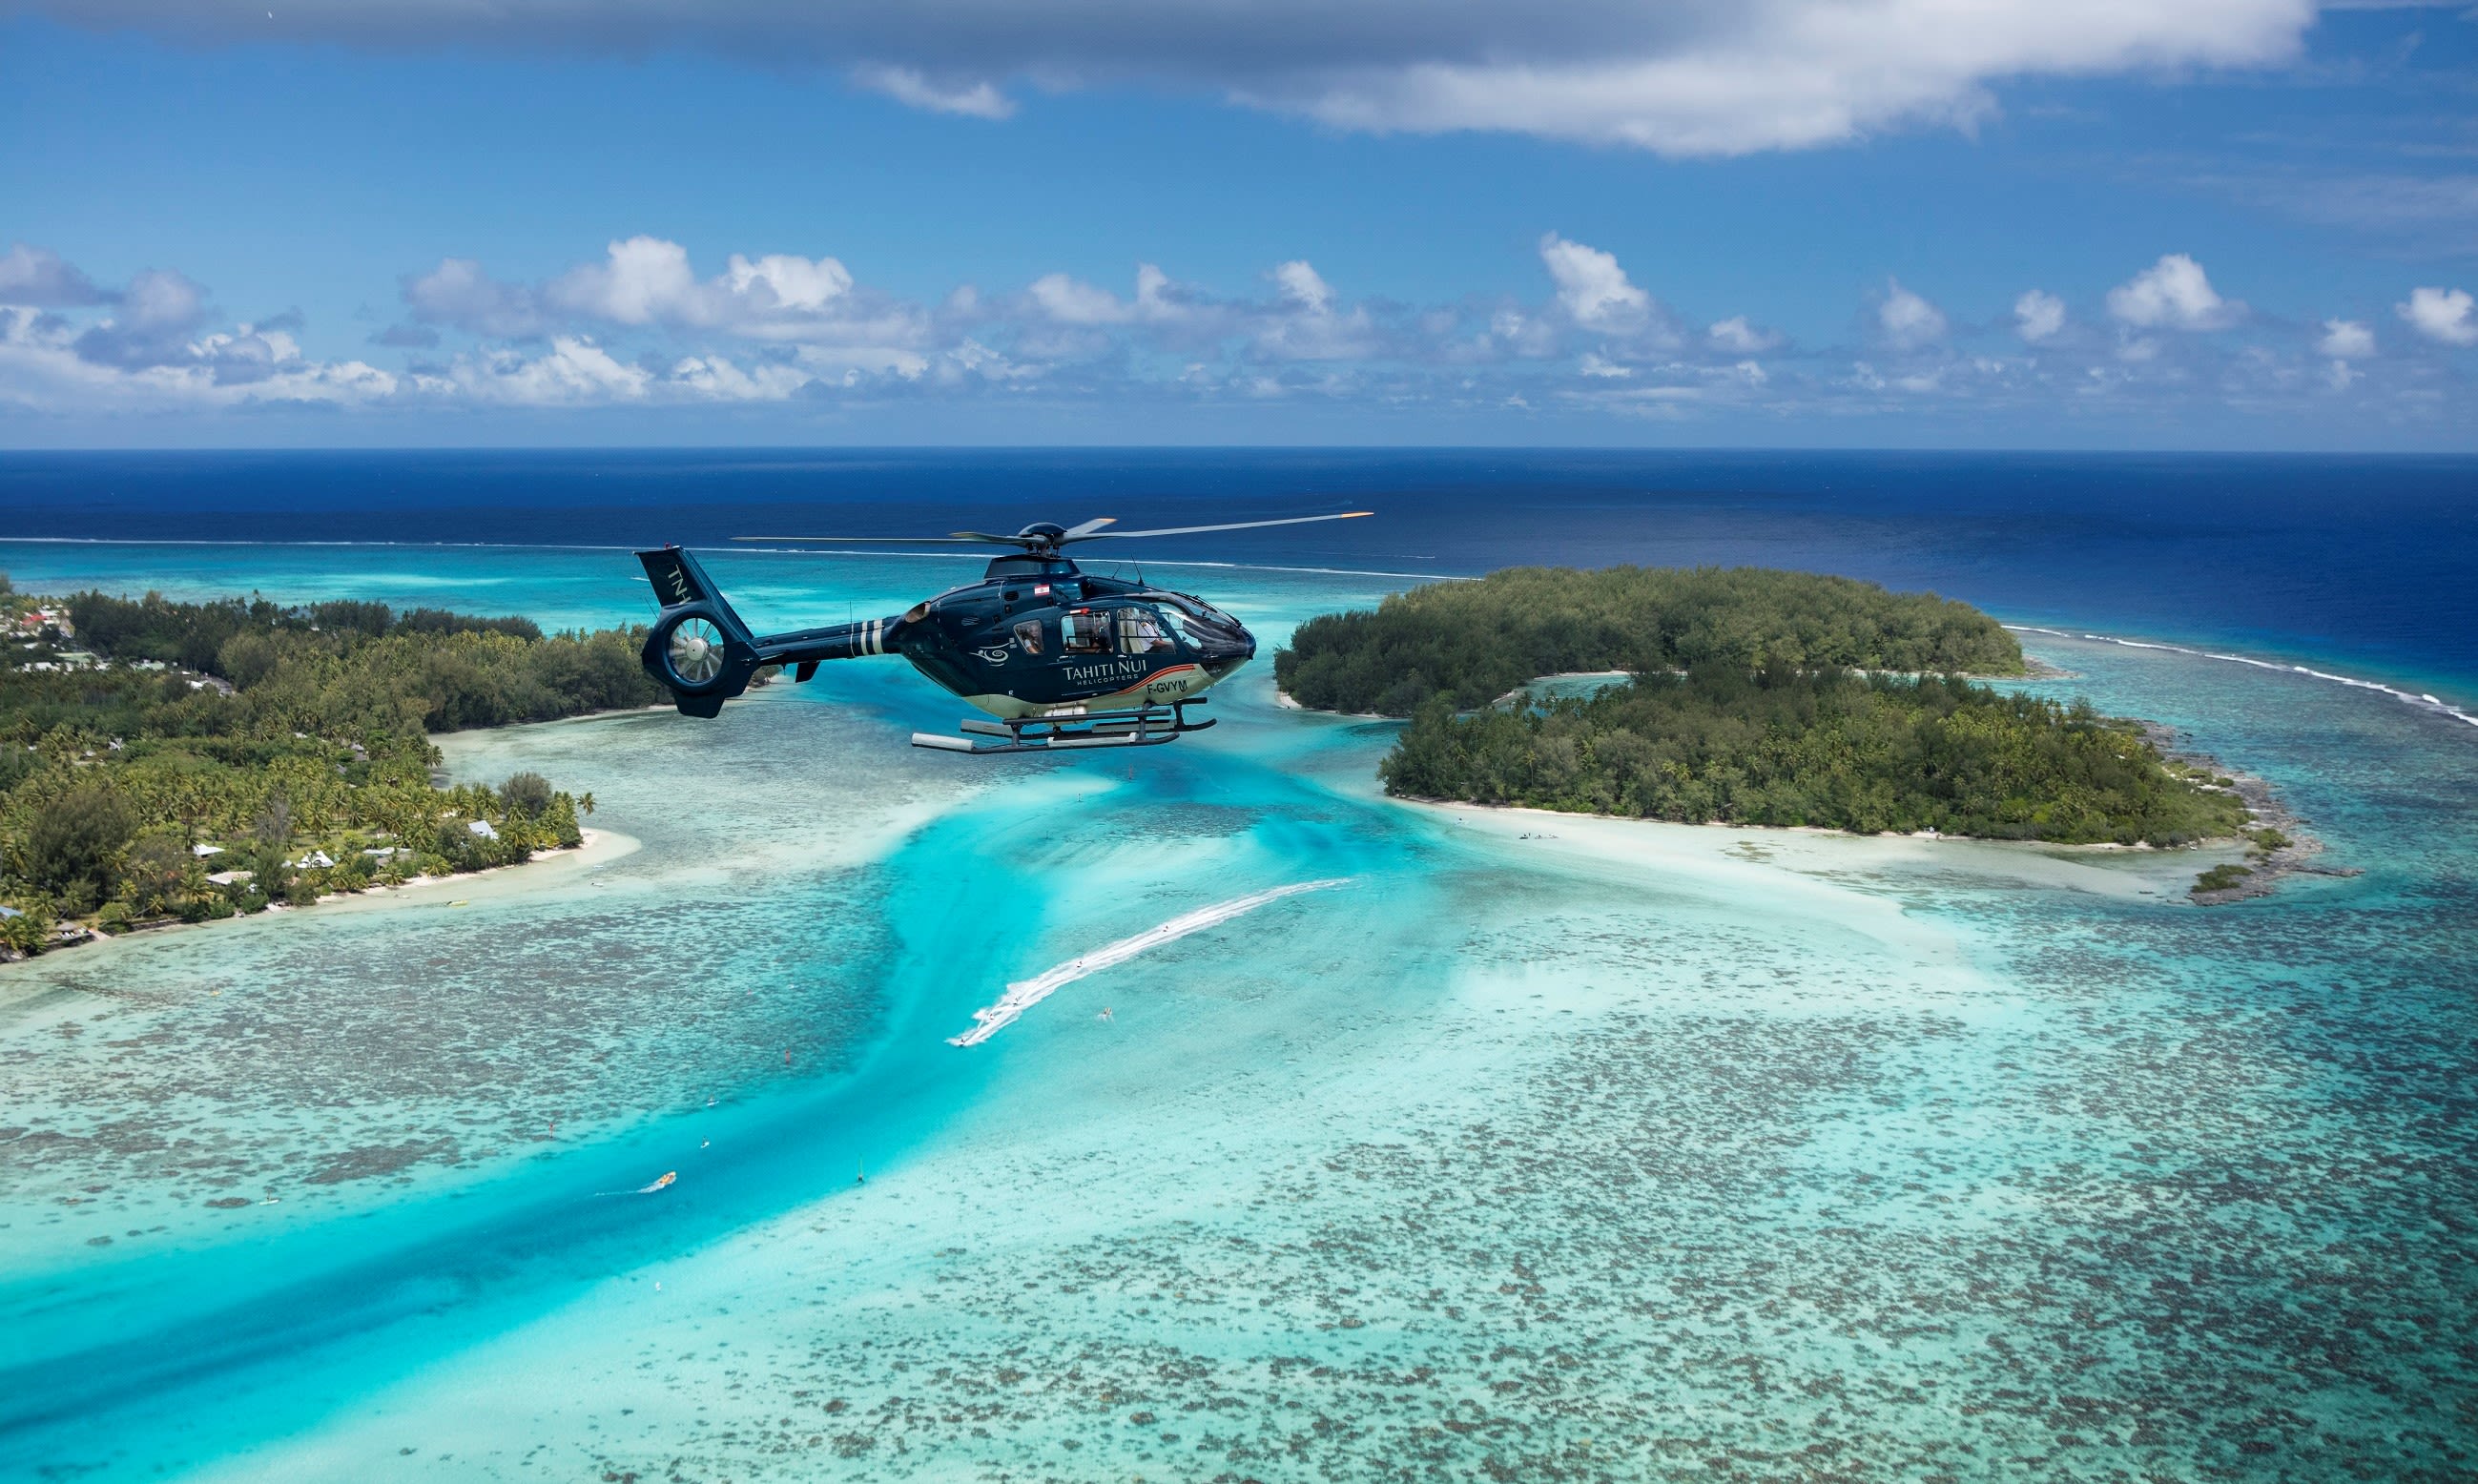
[1062,609,1111,656]
[1114,606,1179,655]
[1010,618,1045,657]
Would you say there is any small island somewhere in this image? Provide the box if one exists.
[1278,566,2288,888]
[0,577,664,958]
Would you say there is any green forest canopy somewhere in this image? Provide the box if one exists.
[1,587,665,949]
[1382,668,2246,845]
[1274,566,2025,715]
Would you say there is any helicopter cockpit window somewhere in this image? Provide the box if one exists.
[1062,609,1111,655]
[1011,619,1043,656]
[1116,607,1178,654]
[1156,594,1237,644]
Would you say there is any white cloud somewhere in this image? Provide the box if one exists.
[31,1,2322,157]
[2398,286,2478,346]
[1253,260,1380,361]
[404,258,547,338]
[1029,272,1134,325]
[1706,315,1782,354]
[849,64,1014,119]
[1878,279,1946,350]
[16,236,2478,432]
[1028,263,1198,328]
[0,244,114,307]
[1272,260,1334,315]
[2107,254,2243,330]
[548,236,701,325]
[2014,289,2066,343]
[721,253,854,312]
[1,275,403,414]
[411,238,920,349]
[1539,234,1649,329]
[2316,318,2375,359]
[455,337,651,404]
[668,354,816,401]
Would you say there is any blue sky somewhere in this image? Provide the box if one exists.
[4,2,2476,447]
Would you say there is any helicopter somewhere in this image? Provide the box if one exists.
[633,511,1371,754]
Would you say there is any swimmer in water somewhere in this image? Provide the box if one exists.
[1098,1007,1113,1022]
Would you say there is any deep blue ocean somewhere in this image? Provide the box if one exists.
[10,447,2477,694]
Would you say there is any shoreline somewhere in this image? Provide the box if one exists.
[2136,721,2356,905]
[1401,795,2223,904]
[3,827,642,966]
[1287,649,2344,905]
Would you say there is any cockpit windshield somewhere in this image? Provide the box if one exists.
[1153,593,1240,644]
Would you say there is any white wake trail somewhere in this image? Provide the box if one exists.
[948,878,1353,1047]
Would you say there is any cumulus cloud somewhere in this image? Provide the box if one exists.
[1706,315,1782,354]
[1539,234,1650,329]
[407,237,923,352]
[2316,318,2375,359]
[1271,260,1334,315]
[0,256,403,415]
[1877,279,1946,350]
[2013,289,2066,343]
[1026,264,1209,337]
[12,236,2476,431]
[2107,254,2243,330]
[2397,286,2477,347]
[405,258,547,338]
[13,0,2323,156]
[0,244,114,308]
[69,269,212,368]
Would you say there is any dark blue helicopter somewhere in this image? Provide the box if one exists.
[634,512,1369,753]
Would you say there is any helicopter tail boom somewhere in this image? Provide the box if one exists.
[635,546,900,718]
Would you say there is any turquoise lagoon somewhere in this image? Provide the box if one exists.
[1,541,2473,1481]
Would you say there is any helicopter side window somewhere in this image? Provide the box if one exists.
[1011,619,1043,656]
[1116,607,1178,655]
[1062,610,1110,655]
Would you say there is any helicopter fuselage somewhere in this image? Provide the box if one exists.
[631,544,1259,726]
[893,555,1257,718]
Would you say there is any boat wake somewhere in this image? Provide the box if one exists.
[2007,626,2477,732]
[948,878,1353,1047]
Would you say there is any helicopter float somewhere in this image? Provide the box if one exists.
[633,512,1370,754]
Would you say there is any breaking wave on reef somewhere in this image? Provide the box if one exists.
[2007,625,2478,732]
[948,878,1353,1048]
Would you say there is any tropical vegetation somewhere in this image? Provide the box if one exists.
[0,581,662,954]
[1379,667,2248,844]
[1275,565,2025,715]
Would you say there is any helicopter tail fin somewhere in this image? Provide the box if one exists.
[636,546,766,718]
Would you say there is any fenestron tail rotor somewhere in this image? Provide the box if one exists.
[733,510,1370,554]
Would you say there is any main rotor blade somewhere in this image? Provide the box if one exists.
[732,535,1024,546]
[1064,511,1373,542]
[1061,517,1117,538]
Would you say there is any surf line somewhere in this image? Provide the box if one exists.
[948,878,1353,1048]
[2005,625,2478,732]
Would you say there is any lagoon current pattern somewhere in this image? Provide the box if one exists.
[1,451,2474,1481]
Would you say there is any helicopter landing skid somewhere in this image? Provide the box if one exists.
[911,698,1215,755]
